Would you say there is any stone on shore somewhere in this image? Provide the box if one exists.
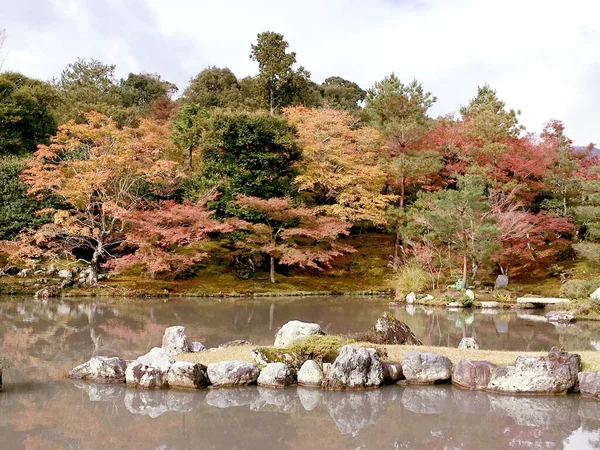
[402,352,452,384]
[578,372,600,400]
[161,326,190,356]
[487,348,581,394]
[126,347,174,389]
[297,360,324,387]
[382,362,404,384]
[465,289,475,300]
[274,320,324,347]
[406,292,416,304]
[590,287,600,301]
[257,362,296,388]
[545,311,575,323]
[495,275,509,289]
[480,301,499,308]
[324,345,383,390]
[207,360,260,387]
[452,360,496,390]
[373,312,422,345]
[68,356,128,383]
[458,337,479,349]
[166,361,209,389]
[58,269,72,280]
[188,341,206,353]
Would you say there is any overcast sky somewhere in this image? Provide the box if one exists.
[2,0,599,145]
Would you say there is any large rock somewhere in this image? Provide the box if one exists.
[402,352,452,384]
[406,292,416,304]
[495,274,509,289]
[578,372,600,400]
[590,287,600,301]
[166,361,209,389]
[257,362,296,388]
[274,320,323,347]
[488,348,580,394]
[125,347,174,389]
[373,312,422,345]
[452,360,496,390]
[382,362,403,384]
[68,356,128,383]
[458,337,479,349]
[57,269,72,280]
[207,360,260,387]
[323,345,383,390]
[297,360,324,387]
[161,326,190,356]
[465,289,475,300]
[545,311,575,323]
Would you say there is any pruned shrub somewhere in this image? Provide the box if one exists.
[395,261,429,296]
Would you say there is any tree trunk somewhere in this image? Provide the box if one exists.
[471,260,479,281]
[461,254,468,291]
[87,245,101,286]
[269,88,275,117]
[269,256,275,283]
[392,229,401,272]
[562,187,567,216]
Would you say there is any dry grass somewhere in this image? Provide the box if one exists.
[176,343,600,372]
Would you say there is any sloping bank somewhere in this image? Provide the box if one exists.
[62,313,600,400]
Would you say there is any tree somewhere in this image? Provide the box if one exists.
[321,76,365,111]
[284,106,391,226]
[170,104,211,169]
[250,31,311,115]
[118,72,177,113]
[181,67,243,109]
[234,195,354,283]
[21,112,182,285]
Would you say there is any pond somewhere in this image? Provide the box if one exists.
[0,295,599,449]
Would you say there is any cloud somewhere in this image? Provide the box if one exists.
[1,0,599,144]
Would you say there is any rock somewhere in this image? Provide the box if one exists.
[34,285,61,300]
[57,269,72,280]
[401,385,452,414]
[4,266,20,276]
[422,294,434,302]
[189,341,205,353]
[406,292,416,304]
[452,360,496,390]
[465,289,475,300]
[373,312,422,345]
[125,347,174,389]
[297,360,324,387]
[480,301,499,308]
[68,356,128,383]
[17,269,31,277]
[257,362,296,388]
[495,274,509,289]
[578,372,600,400]
[0,269,5,277]
[324,345,382,390]
[458,337,479,350]
[402,352,452,384]
[161,326,189,356]
[591,287,600,301]
[207,360,260,387]
[206,387,259,408]
[545,311,575,323]
[488,348,581,394]
[218,340,253,348]
[166,361,209,389]
[446,302,463,308]
[274,320,323,347]
[322,363,332,379]
[381,362,403,384]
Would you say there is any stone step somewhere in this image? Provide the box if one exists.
[516,297,570,305]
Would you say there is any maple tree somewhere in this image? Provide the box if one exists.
[233,194,354,283]
[20,112,183,285]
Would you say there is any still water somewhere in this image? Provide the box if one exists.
[0,295,599,449]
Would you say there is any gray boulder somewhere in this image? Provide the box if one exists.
[257,362,296,388]
[578,371,600,400]
[324,345,383,390]
[17,269,31,277]
[126,347,174,389]
[161,326,189,356]
[545,311,575,323]
[495,274,509,289]
[458,337,479,349]
[382,362,404,384]
[452,360,496,390]
[488,348,580,394]
[166,361,209,389]
[406,292,417,304]
[58,269,72,280]
[297,360,324,387]
[373,311,422,345]
[207,360,260,387]
[189,341,205,353]
[402,352,452,384]
[68,356,128,383]
[590,287,600,301]
[274,320,323,347]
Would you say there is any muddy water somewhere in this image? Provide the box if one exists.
[0,295,599,449]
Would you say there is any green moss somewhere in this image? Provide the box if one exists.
[255,335,356,366]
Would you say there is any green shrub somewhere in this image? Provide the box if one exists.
[559,278,600,299]
[395,261,429,295]
[459,294,473,307]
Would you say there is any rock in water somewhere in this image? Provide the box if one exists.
[207,361,260,387]
[495,275,509,289]
[402,352,452,384]
[324,345,383,390]
[257,363,296,388]
[373,312,422,345]
[458,337,479,349]
[161,326,190,356]
[274,320,323,347]
[381,362,404,384]
[298,360,324,387]
[69,356,128,383]
[452,360,496,390]
[188,341,205,353]
[406,292,417,304]
[578,372,600,400]
[545,311,574,323]
[487,348,580,394]
[166,361,209,389]
[126,347,174,389]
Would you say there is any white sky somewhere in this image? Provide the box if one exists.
[2,0,599,145]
